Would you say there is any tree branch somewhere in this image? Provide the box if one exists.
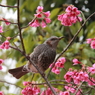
[0,20,17,24]
[0,4,17,8]
[0,80,22,89]
[21,16,37,29]
[17,0,26,55]
[74,82,83,95]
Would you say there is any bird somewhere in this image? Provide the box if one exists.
[8,36,64,79]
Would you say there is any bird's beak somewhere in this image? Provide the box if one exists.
[58,36,64,40]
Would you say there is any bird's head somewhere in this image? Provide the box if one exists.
[44,36,64,49]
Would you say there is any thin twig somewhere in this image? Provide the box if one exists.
[10,45,23,54]
[0,4,17,8]
[0,33,6,38]
[0,20,17,24]
[74,82,83,95]
[17,0,26,54]
[0,80,22,89]
[21,16,37,29]
[47,12,95,77]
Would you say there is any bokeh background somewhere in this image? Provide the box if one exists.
[0,0,95,95]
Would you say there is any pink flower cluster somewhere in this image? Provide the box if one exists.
[0,40,10,49]
[58,6,82,26]
[86,38,95,49]
[0,91,4,95]
[0,26,3,33]
[0,59,4,70]
[21,81,40,95]
[64,69,89,84]
[72,58,81,65]
[64,67,95,86]
[49,57,66,74]
[29,6,51,28]
[22,82,64,95]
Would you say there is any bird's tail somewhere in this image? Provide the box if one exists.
[8,66,28,79]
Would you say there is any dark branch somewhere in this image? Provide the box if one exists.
[0,4,17,8]
[0,80,22,89]
[17,0,26,54]
[21,16,37,29]
[0,20,17,24]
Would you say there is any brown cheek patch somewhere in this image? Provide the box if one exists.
[46,41,52,47]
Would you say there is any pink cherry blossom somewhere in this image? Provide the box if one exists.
[64,71,74,83]
[87,77,95,86]
[44,18,51,23]
[87,64,95,74]
[50,57,66,74]
[36,6,43,13]
[54,69,60,74]
[59,13,73,26]
[3,18,10,25]
[6,37,11,40]
[59,91,70,95]
[29,20,40,27]
[56,57,66,68]
[0,59,4,64]
[41,87,59,95]
[65,85,75,93]
[4,40,10,49]
[51,65,56,72]
[90,40,95,49]
[34,13,42,18]
[0,65,3,70]
[32,86,40,95]
[0,40,10,49]
[0,26,3,33]
[72,58,81,65]
[77,16,82,22]
[23,81,30,86]
[0,91,4,95]
[55,61,64,68]
[86,38,92,44]
[92,63,95,68]
[66,6,80,16]
[65,6,72,13]
[43,11,50,17]
[41,21,46,28]
[86,38,95,49]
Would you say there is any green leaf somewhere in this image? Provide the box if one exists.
[50,8,61,19]
[26,0,40,12]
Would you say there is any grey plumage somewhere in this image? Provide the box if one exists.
[8,36,63,79]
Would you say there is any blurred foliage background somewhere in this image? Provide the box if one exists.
[0,0,95,95]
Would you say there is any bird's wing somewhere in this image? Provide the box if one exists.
[38,48,56,72]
